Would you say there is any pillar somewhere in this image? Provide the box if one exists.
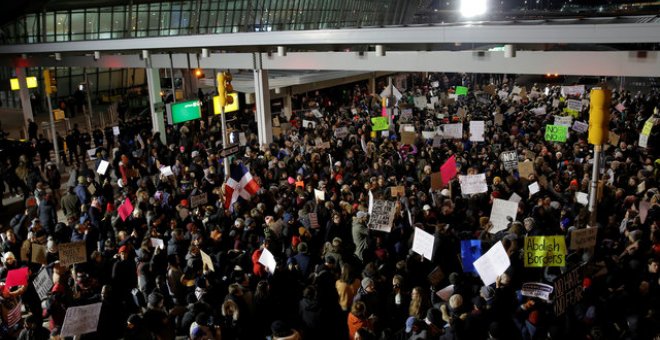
[254,68,272,145]
[145,65,166,144]
[15,67,34,131]
[368,73,376,96]
[283,90,293,121]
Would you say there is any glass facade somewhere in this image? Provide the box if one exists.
[0,0,410,45]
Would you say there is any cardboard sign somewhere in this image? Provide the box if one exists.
[570,227,598,250]
[258,248,277,274]
[200,250,215,272]
[391,186,405,197]
[60,303,103,337]
[58,242,87,267]
[96,160,109,175]
[518,162,535,179]
[469,121,485,142]
[553,264,584,316]
[545,125,568,142]
[368,200,396,233]
[118,198,134,222]
[412,227,435,260]
[440,155,457,186]
[460,240,482,273]
[494,114,504,126]
[473,241,511,286]
[190,192,208,208]
[572,120,589,133]
[150,237,164,250]
[427,266,445,287]
[500,151,518,172]
[31,243,47,264]
[401,131,417,145]
[521,282,554,302]
[459,174,488,195]
[34,268,52,300]
[308,212,320,229]
[608,132,620,146]
[431,172,443,190]
[5,267,29,288]
[489,199,519,234]
[524,236,567,267]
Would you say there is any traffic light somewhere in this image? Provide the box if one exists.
[217,71,234,107]
[43,69,57,95]
[194,69,205,79]
[588,88,610,145]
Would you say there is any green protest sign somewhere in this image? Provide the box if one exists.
[545,125,568,142]
[371,117,389,131]
[456,86,468,96]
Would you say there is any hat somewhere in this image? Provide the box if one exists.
[147,292,164,307]
[118,245,128,253]
[570,179,579,187]
[423,204,431,211]
[405,316,416,333]
[78,176,86,184]
[180,199,189,207]
[356,211,368,219]
[297,242,308,254]
[361,277,374,290]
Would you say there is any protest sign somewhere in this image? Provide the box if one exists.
[524,236,567,267]
[460,240,482,273]
[531,106,547,115]
[314,189,325,201]
[371,117,390,131]
[391,186,405,197]
[494,114,504,126]
[570,227,598,250]
[575,192,588,206]
[511,86,522,95]
[427,266,445,287]
[431,172,442,190]
[440,155,457,186]
[457,107,466,120]
[469,121,485,142]
[509,193,522,203]
[118,198,134,222]
[553,264,584,316]
[500,151,518,172]
[334,127,349,139]
[561,85,585,97]
[401,131,417,145]
[368,200,396,233]
[190,192,208,208]
[432,135,443,148]
[566,99,582,112]
[200,250,215,272]
[442,123,463,139]
[484,84,496,96]
[160,166,174,177]
[554,115,573,127]
[87,148,98,161]
[639,117,655,148]
[402,125,416,132]
[34,268,52,300]
[302,120,316,129]
[5,267,29,288]
[436,285,454,301]
[258,248,277,274]
[518,162,535,179]
[521,283,554,302]
[545,125,568,142]
[112,126,120,136]
[473,241,510,286]
[412,227,435,260]
[421,131,436,140]
[455,86,468,96]
[608,132,620,146]
[615,103,626,112]
[414,96,427,110]
[368,191,374,214]
[96,160,109,175]
[31,243,47,264]
[308,212,320,229]
[60,303,103,337]
[489,199,519,234]
[59,242,87,267]
[458,174,488,195]
[498,90,508,100]
[150,237,164,250]
[571,120,589,133]
[401,108,413,121]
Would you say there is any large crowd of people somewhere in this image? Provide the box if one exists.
[0,73,658,340]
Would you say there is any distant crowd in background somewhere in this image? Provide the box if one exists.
[0,72,659,340]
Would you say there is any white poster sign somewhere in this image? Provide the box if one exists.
[258,248,277,274]
[469,121,485,142]
[566,99,582,112]
[561,85,586,97]
[473,242,511,286]
[112,126,120,136]
[554,115,573,127]
[96,160,109,175]
[521,282,554,302]
[412,227,435,261]
[441,123,463,139]
[489,198,519,234]
[571,121,589,133]
[528,182,540,196]
[459,174,488,195]
[60,303,103,337]
[368,200,396,233]
[575,192,589,206]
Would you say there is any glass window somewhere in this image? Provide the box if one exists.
[99,8,112,34]
[71,12,85,40]
[85,10,98,40]
[45,12,55,42]
[112,8,126,39]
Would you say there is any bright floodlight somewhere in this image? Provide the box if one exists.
[460,0,487,18]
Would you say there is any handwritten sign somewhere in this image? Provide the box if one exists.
[524,236,567,267]
[500,151,518,172]
[391,186,405,197]
[469,121,485,142]
[58,242,87,267]
[473,241,511,286]
[190,192,208,208]
[96,160,109,175]
[368,200,396,233]
[532,106,547,115]
[459,174,488,195]
[31,243,47,265]
[571,120,589,133]
[460,240,482,273]
[608,132,620,146]
[436,284,454,301]
[308,212,320,229]
[545,125,568,142]
[554,115,573,127]
[528,182,540,196]
[639,117,655,148]
[566,99,582,112]
[575,192,588,206]
[553,264,584,316]
[200,250,215,272]
[455,86,468,96]
[518,162,535,179]
[334,127,349,139]
[570,227,597,250]
[370,117,389,131]
[509,193,522,203]
[561,85,585,97]
[150,238,164,250]
[412,227,435,260]
[431,172,443,190]
[60,302,103,337]
[489,198,519,234]
[314,189,325,201]
[442,123,463,139]
[34,268,52,300]
[258,248,277,274]
[401,131,417,145]
[522,282,554,302]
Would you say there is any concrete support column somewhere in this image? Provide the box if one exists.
[368,73,376,95]
[283,90,293,121]
[145,65,166,144]
[15,67,34,133]
[253,68,272,146]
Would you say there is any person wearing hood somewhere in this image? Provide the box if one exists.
[352,211,370,262]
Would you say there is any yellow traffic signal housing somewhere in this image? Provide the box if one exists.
[588,88,611,145]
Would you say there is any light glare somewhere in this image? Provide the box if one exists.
[460,0,487,17]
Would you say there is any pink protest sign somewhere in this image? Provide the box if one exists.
[5,267,29,288]
[118,198,134,222]
[441,155,457,187]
